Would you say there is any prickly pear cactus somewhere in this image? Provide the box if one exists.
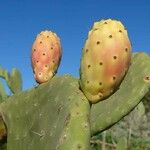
[0,19,150,150]
[0,53,149,150]
[0,76,91,150]
[79,19,132,103]
[0,67,22,94]
[31,31,62,84]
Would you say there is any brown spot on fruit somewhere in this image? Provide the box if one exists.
[40,41,42,44]
[96,41,100,45]
[113,76,116,80]
[47,36,49,38]
[113,56,117,59]
[86,49,88,53]
[94,28,98,31]
[109,35,112,38]
[99,82,102,86]
[88,65,91,68]
[87,81,89,84]
[119,30,122,33]
[99,62,103,66]
[104,22,107,24]
[125,48,128,52]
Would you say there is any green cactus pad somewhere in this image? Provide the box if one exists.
[8,68,22,93]
[0,81,7,103]
[0,68,22,94]
[0,75,90,150]
[90,53,150,135]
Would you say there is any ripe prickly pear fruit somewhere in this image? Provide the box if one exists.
[31,30,62,84]
[79,19,132,103]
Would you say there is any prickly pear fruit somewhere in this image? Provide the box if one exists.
[31,31,62,83]
[79,19,132,103]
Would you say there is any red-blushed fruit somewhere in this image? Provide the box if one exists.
[31,31,62,83]
[79,19,132,103]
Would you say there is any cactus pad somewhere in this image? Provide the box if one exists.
[0,75,90,150]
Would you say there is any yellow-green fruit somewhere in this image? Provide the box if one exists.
[79,19,132,103]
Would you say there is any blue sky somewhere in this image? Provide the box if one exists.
[0,0,150,90]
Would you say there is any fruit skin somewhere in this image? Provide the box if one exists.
[79,19,132,103]
[31,30,62,84]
